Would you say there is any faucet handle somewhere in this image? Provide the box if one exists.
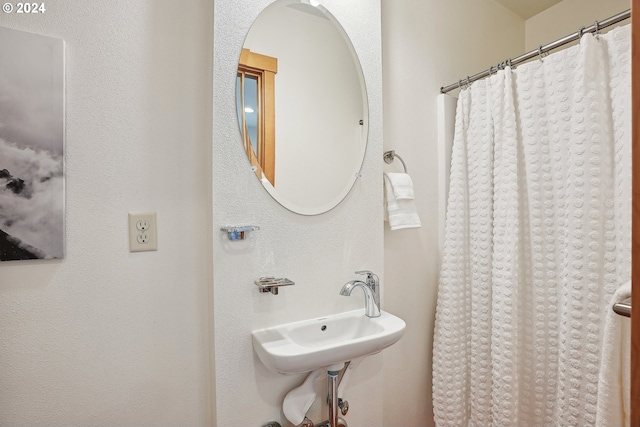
[355,270,378,285]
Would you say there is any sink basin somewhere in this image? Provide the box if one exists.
[252,309,406,374]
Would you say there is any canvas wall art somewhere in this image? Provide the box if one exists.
[0,27,65,261]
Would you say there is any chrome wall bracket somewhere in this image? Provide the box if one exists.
[220,225,259,240]
[383,150,407,173]
[255,277,295,295]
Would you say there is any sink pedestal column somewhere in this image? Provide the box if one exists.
[328,369,340,427]
[326,363,345,427]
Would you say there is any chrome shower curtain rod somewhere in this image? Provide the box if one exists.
[440,9,631,94]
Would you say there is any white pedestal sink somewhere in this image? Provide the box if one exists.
[251,309,406,375]
[252,309,406,427]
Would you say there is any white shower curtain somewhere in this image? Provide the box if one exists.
[433,25,631,427]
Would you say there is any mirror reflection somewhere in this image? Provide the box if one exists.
[237,48,277,185]
[236,73,259,164]
[237,0,368,215]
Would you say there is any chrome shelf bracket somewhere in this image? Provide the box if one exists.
[255,277,295,295]
[220,225,260,241]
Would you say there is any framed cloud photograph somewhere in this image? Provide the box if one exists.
[0,27,65,261]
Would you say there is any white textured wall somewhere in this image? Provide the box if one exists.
[525,0,630,51]
[212,0,383,426]
[381,1,524,425]
[0,2,213,426]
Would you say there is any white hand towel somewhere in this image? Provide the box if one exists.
[384,173,421,230]
[596,280,631,427]
[384,172,415,200]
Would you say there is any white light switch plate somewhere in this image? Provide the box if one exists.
[129,212,157,252]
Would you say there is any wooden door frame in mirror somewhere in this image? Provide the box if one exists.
[238,48,277,185]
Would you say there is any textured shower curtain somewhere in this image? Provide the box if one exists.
[433,26,631,427]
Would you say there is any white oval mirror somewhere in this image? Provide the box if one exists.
[236,0,368,215]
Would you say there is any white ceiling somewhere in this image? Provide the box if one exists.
[493,0,563,19]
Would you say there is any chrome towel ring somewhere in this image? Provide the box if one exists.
[383,150,407,173]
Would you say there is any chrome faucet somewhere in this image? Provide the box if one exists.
[339,270,381,317]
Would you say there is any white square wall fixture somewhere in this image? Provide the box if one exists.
[128,212,158,252]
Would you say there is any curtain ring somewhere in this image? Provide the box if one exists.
[466,76,471,88]
[578,26,585,39]
[457,79,462,90]
[538,45,544,62]
[594,20,600,39]
[506,59,512,69]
